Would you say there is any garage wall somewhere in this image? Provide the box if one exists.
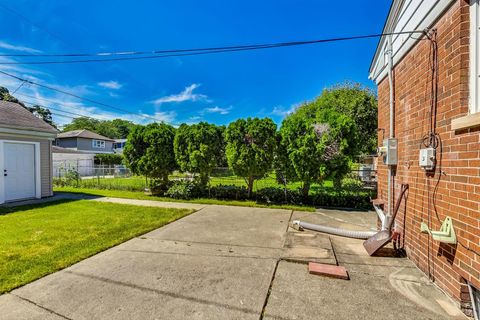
[0,134,53,198]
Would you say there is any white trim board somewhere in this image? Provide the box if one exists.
[369,0,456,84]
[0,140,41,204]
[0,127,57,140]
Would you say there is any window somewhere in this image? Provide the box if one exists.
[470,0,480,114]
[453,1,480,129]
[92,139,105,149]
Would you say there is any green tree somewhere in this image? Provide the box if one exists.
[63,117,100,133]
[174,122,224,187]
[0,86,22,104]
[62,117,135,139]
[278,102,358,197]
[123,125,148,176]
[26,105,56,128]
[225,117,277,197]
[111,119,136,138]
[313,83,377,154]
[123,123,176,184]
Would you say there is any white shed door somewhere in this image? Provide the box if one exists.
[4,142,36,201]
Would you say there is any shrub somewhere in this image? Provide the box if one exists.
[165,180,203,199]
[52,168,80,187]
[312,191,374,209]
[209,184,248,200]
[255,187,301,204]
[149,179,173,196]
[94,153,123,165]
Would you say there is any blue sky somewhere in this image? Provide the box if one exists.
[0,1,391,127]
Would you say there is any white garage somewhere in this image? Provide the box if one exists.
[0,101,57,204]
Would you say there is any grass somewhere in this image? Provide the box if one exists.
[53,186,316,212]
[0,200,193,294]
[63,173,327,193]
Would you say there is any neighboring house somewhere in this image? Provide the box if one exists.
[113,138,127,154]
[0,101,57,204]
[55,129,114,154]
[370,0,480,316]
[52,146,95,177]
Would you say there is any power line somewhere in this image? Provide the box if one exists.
[0,30,426,65]
[21,99,104,120]
[0,70,163,123]
[15,92,107,119]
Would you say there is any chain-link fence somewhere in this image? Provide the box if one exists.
[53,163,376,193]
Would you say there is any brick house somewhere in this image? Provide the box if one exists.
[369,0,479,316]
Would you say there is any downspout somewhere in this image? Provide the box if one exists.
[386,34,395,227]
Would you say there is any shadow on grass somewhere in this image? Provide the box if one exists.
[0,198,81,215]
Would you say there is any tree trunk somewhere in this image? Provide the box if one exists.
[199,173,209,188]
[247,176,255,198]
[301,182,310,199]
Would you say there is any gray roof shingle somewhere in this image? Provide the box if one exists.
[57,129,114,141]
[0,100,58,134]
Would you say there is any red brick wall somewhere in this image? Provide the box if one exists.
[376,0,479,312]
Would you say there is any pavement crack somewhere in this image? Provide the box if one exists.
[259,259,280,320]
[11,293,73,320]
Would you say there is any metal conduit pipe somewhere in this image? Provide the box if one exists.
[387,34,395,220]
[291,220,377,240]
[373,204,387,230]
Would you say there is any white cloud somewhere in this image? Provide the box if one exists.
[0,41,42,53]
[0,55,174,127]
[98,80,123,90]
[152,83,207,105]
[203,106,232,115]
[271,105,297,117]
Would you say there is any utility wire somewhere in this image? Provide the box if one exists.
[0,30,427,65]
[0,70,163,123]
[21,99,104,120]
[16,92,107,119]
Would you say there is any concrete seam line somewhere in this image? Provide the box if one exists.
[285,210,294,232]
[259,259,280,320]
[118,248,279,260]
[140,238,282,250]
[11,293,73,320]
[329,236,340,266]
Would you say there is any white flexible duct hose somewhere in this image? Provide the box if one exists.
[292,220,377,240]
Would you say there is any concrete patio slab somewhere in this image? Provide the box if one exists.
[282,230,335,265]
[0,294,65,320]
[144,205,292,248]
[263,260,466,320]
[12,249,276,320]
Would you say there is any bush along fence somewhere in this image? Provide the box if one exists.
[54,167,376,209]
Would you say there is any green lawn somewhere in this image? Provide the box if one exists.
[53,187,316,212]
[0,200,193,294]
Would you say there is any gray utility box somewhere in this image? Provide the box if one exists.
[419,147,435,170]
[381,138,398,165]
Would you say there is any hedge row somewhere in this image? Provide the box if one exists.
[157,180,374,209]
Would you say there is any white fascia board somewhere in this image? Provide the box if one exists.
[0,127,57,140]
[369,0,456,84]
